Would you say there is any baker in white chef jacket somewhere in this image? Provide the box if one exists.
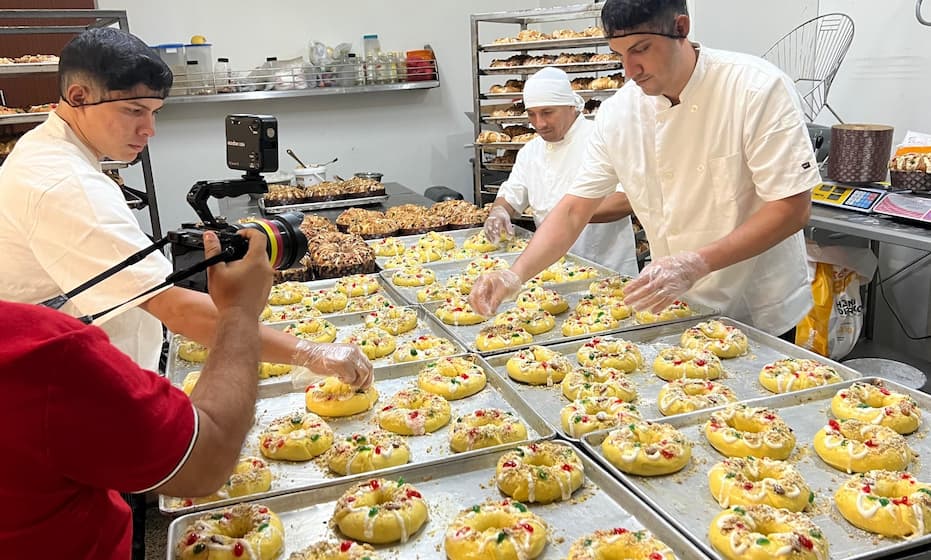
[471,0,819,337]
[483,67,638,277]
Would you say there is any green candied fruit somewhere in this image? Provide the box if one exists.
[472,505,481,513]
[410,348,418,356]
[756,538,770,545]
[397,477,405,486]
[537,469,549,480]
[628,423,637,432]
[919,488,931,496]
[257,522,269,532]
[878,498,890,507]
[210,513,224,520]
[193,543,207,554]
[357,445,371,452]
[583,539,593,546]
[497,531,507,544]
[450,378,461,385]
[573,415,583,424]
[290,416,303,425]
[634,531,644,541]
[513,502,527,512]
[856,403,870,408]
[310,434,320,442]
[725,473,736,479]
[733,506,746,515]
[368,507,379,517]
[808,491,815,504]
[809,529,822,539]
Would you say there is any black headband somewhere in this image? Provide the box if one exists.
[608,31,686,40]
[60,94,165,108]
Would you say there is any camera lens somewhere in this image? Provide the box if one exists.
[235,211,308,270]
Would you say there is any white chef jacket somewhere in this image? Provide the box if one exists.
[569,46,819,334]
[0,112,172,370]
[498,114,639,276]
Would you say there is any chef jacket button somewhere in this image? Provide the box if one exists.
[697,164,705,173]
[690,104,699,112]
[663,171,673,180]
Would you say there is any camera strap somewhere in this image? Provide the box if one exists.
[40,237,238,325]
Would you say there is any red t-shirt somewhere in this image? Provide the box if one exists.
[0,301,197,559]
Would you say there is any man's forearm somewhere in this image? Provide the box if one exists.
[143,286,300,364]
[589,192,632,223]
[697,191,812,272]
[510,194,602,281]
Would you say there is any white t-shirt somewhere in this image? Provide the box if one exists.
[498,114,639,276]
[0,112,171,369]
[568,46,820,334]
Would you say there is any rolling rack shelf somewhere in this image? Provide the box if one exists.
[0,9,163,237]
[468,3,623,205]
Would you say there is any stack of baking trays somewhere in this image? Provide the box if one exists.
[368,226,534,271]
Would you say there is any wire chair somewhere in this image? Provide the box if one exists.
[761,13,854,123]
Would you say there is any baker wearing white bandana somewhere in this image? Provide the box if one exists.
[483,67,638,276]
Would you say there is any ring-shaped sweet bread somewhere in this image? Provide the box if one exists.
[708,456,813,511]
[391,266,435,287]
[444,499,547,560]
[176,503,284,560]
[288,540,378,560]
[560,310,619,337]
[377,387,452,435]
[475,324,533,352]
[258,411,333,461]
[436,296,486,326]
[305,376,379,417]
[326,430,411,475]
[284,318,338,343]
[561,367,638,401]
[268,281,309,305]
[417,356,487,400]
[566,527,674,560]
[450,408,528,452]
[391,335,458,363]
[634,301,692,324]
[576,336,643,372]
[834,470,931,537]
[704,405,796,460]
[813,418,913,474]
[657,378,737,416]
[495,441,584,503]
[342,328,397,360]
[332,478,428,544]
[505,345,573,386]
[494,308,556,335]
[588,275,632,299]
[602,420,692,476]
[371,237,406,257]
[759,358,844,393]
[680,320,749,358]
[363,305,418,335]
[463,231,499,253]
[515,286,569,315]
[560,397,641,438]
[177,339,208,363]
[831,382,921,435]
[652,347,723,381]
[709,504,828,560]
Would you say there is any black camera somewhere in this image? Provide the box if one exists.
[168,114,308,292]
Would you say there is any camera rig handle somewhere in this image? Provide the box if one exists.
[187,172,268,225]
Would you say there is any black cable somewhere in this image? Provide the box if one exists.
[876,264,931,341]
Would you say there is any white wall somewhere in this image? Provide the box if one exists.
[691,0,818,54]
[98,0,538,233]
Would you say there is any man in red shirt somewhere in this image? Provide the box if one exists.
[0,229,273,558]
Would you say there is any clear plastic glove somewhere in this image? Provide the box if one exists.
[291,340,373,389]
[483,205,514,244]
[624,251,710,313]
[469,269,522,316]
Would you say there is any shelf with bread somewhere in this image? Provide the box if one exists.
[479,33,607,53]
[482,87,619,100]
[0,60,58,75]
[481,59,621,76]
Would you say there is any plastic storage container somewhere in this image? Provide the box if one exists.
[292,166,327,187]
[406,49,436,81]
[153,44,187,96]
[363,34,381,59]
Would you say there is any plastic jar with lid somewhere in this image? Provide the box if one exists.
[185,60,210,95]
[214,57,235,93]
[363,34,381,59]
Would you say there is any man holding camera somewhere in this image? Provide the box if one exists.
[0,229,277,558]
[0,27,372,387]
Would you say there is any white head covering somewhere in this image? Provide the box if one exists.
[522,67,585,111]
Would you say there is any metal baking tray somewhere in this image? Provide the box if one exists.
[165,306,466,399]
[159,354,554,515]
[479,36,609,53]
[165,442,710,559]
[370,226,533,270]
[481,61,622,75]
[581,377,931,560]
[258,193,389,214]
[0,61,58,74]
[0,111,49,125]
[483,316,861,439]
[262,273,404,325]
[379,252,619,306]
[483,87,620,99]
[474,141,532,150]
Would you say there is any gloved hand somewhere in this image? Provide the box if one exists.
[292,340,374,389]
[483,205,514,244]
[469,269,522,316]
[624,251,710,313]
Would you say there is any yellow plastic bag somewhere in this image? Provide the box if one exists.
[795,262,862,359]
